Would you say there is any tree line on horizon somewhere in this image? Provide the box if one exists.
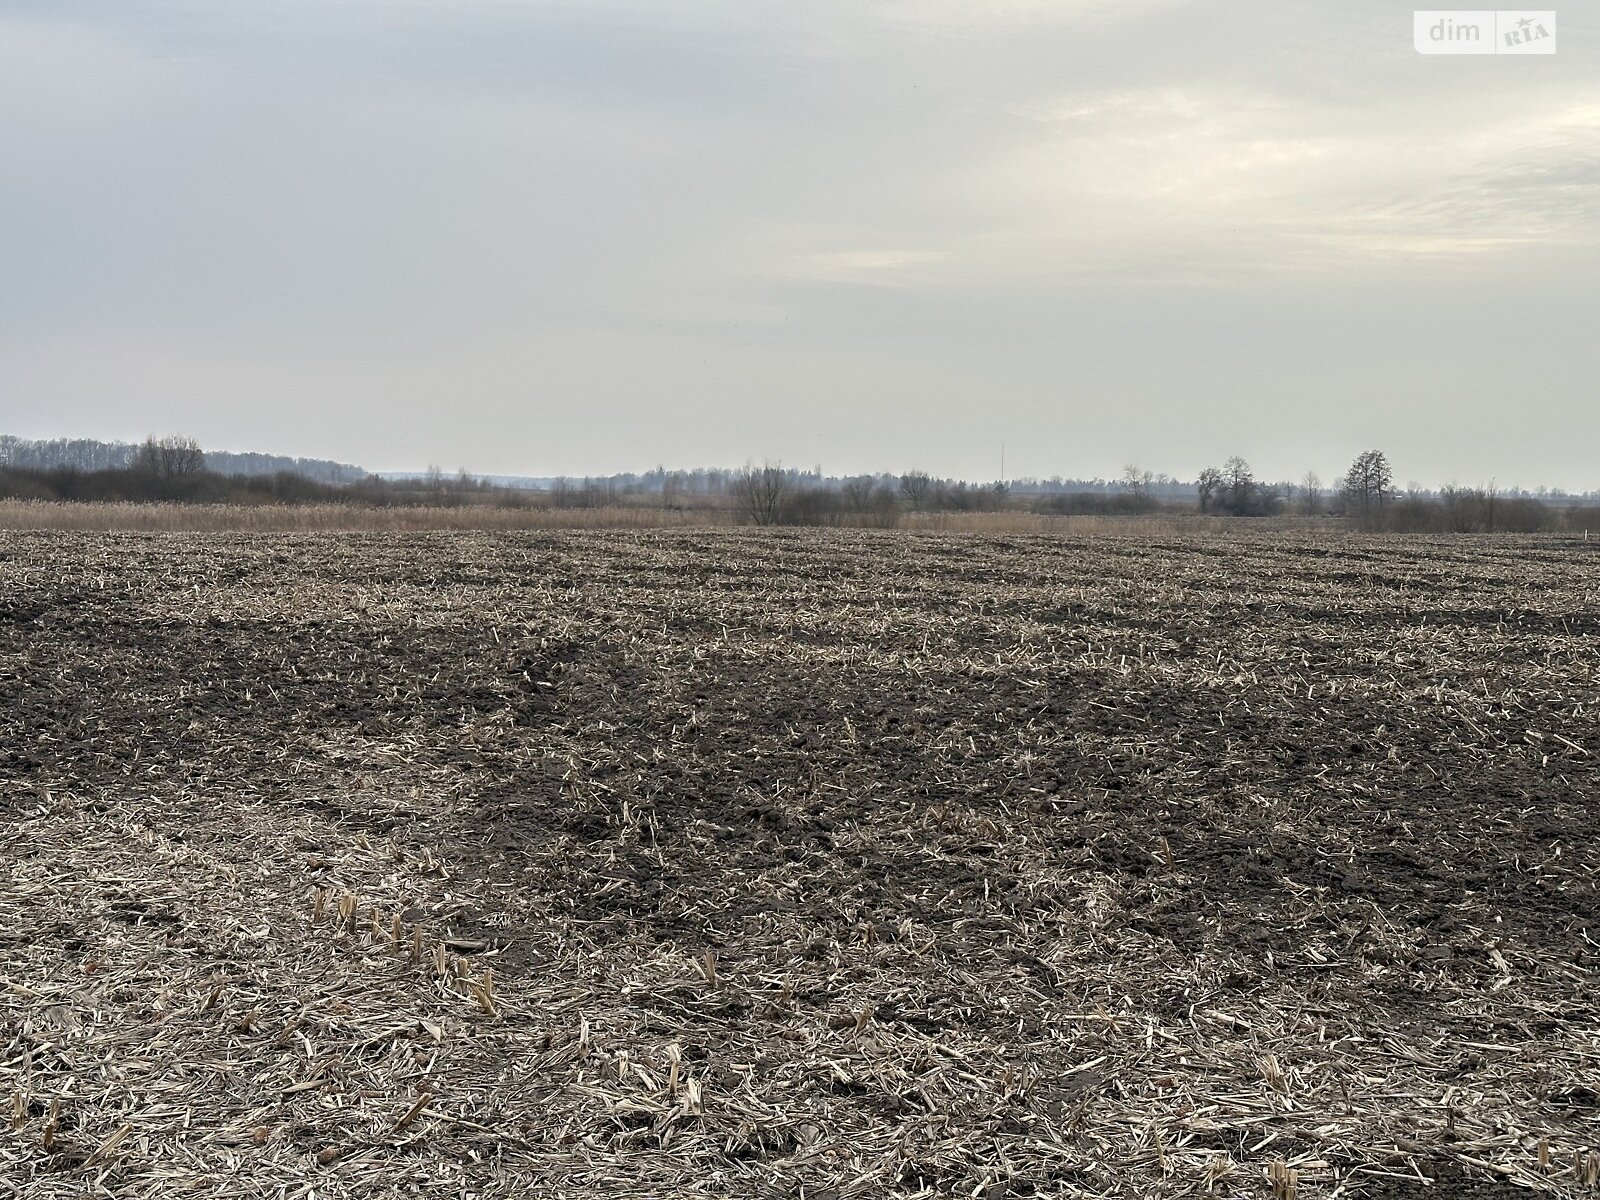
[0,435,433,508]
[0,434,363,484]
[730,450,1587,534]
[1,433,1594,534]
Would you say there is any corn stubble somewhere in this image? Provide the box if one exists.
[1,527,1598,1197]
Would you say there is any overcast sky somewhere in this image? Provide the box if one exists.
[2,1,1596,487]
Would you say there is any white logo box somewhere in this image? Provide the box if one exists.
[1414,10,1556,54]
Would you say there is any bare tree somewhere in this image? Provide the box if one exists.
[839,476,899,527]
[841,475,876,512]
[1119,464,1156,495]
[1341,450,1393,524]
[898,470,934,512]
[1193,457,1275,516]
[737,461,789,526]
[135,435,206,479]
[1301,470,1322,514]
[866,485,902,527]
[1440,483,1484,532]
[1222,456,1254,513]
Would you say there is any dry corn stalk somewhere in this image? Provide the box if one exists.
[469,972,498,1017]
[42,1100,60,1151]
[1259,1053,1286,1094]
[84,1122,133,1168]
[394,1092,432,1133]
[1267,1160,1297,1200]
[1578,1149,1600,1188]
[665,1044,682,1096]
[1202,1153,1234,1192]
[682,1077,703,1116]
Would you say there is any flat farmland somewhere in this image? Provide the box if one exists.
[2,529,1598,1198]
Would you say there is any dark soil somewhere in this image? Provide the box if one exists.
[3,528,1596,1198]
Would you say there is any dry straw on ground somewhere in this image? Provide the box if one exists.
[0,499,727,532]
[2,527,1597,1197]
[0,498,1251,536]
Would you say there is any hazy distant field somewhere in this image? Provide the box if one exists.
[0,497,1246,536]
[3,529,1597,1198]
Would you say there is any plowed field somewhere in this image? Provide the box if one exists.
[3,530,1597,1197]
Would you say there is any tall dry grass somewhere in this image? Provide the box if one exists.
[0,501,738,533]
[900,511,1236,537]
[0,499,1341,537]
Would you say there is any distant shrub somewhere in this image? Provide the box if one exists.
[1563,505,1600,534]
[1034,492,1162,516]
[1381,488,1559,534]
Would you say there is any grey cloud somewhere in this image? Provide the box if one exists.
[0,1,1595,486]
